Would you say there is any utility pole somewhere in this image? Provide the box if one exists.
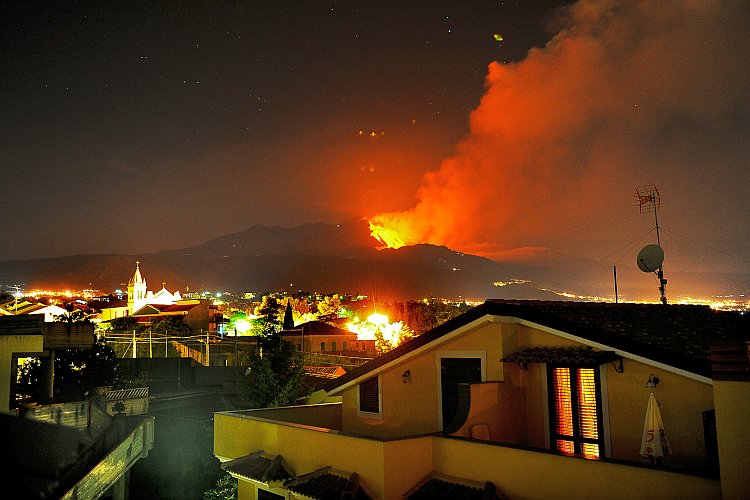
[613,265,619,303]
[206,329,210,367]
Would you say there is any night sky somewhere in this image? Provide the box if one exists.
[3,1,749,292]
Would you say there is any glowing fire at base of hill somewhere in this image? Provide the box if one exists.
[346,313,412,352]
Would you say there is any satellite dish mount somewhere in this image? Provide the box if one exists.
[636,186,668,305]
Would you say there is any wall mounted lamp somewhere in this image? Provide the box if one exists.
[645,374,660,388]
[402,370,411,384]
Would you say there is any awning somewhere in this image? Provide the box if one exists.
[501,346,622,370]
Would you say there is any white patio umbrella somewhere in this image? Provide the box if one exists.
[640,392,672,460]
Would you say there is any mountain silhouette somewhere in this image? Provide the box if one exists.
[0,219,562,300]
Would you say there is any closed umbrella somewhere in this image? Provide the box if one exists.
[640,392,671,461]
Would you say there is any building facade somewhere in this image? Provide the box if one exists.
[214,300,750,499]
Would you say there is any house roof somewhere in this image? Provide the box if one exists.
[100,300,128,309]
[325,300,750,393]
[304,365,347,379]
[131,303,196,316]
[284,468,371,500]
[222,451,294,486]
[406,476,503,500]
[501,346,621,366]
[281,320,352,337]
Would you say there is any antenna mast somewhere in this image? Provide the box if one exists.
[637,186,667,304]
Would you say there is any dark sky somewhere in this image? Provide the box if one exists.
[2,1,749,295]
[2,1,566,259]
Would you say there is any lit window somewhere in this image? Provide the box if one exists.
[549,366,603,458]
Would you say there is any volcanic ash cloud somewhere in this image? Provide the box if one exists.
[369,0,750,261]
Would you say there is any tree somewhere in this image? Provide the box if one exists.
[17,337,120,403]
[244,322,304,408]
[108,316,143,333]
[203,472,237,500]
[151,316,193,336]
[317,294,342,318]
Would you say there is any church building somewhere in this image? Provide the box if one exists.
[100,261,182,322]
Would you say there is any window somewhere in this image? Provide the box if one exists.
[320,342,326,351]
[258,489,285,500]
[358,376,380,416]
[331,341,337,352]
[548,366,603,458]
[343,341,348,351]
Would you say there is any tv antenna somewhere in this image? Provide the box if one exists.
[636,186,667,304]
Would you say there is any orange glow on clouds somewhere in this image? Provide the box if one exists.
[366,1,749,263]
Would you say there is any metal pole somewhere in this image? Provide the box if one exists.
[206,329,210,367]
[653,198,667,304]
[149,329,152,358]
[132,329,137,359]
[613,265,618,304]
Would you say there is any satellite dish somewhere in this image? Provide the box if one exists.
[637,244,664,273]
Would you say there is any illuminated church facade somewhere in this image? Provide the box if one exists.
[100,261,182,322]
[127,261,181,313]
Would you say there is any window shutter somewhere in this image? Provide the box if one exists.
[359,377,379,414]
[549,366,602,458]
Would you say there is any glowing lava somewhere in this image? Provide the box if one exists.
[368,217,407,249]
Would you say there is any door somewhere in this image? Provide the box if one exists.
[440,357,482,430]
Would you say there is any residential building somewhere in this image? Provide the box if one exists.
[1,316,154,498]
[214,300,750,499]
[281,320,375,356]
[0,299,68,322]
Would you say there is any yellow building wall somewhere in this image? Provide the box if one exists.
[339,318,715,465]
[381,436,433,499]
[215,413,387,499]
[713,380,750,499]
[340,319,504,437]
[0,334,44,413]
[431,436,720,500]
[606,357,713,464]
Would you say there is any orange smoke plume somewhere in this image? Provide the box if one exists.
[368,0,749,262]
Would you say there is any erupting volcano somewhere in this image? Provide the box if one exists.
[365,0,749,269]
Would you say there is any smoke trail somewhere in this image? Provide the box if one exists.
[370,0,750,262]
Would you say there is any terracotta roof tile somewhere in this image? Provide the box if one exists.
[222,452,294,485]
[501,346,621,366]
[284,469,370,500]
[407,477,504,500]
[282,320,352,336]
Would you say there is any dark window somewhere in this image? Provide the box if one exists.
[320,342,325,351]
[440,358,482,430]
[258,489,285,500]
[548,365,604,458]
[343,341,348,351]
[331,341,337,352]
[359,376,379,414]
